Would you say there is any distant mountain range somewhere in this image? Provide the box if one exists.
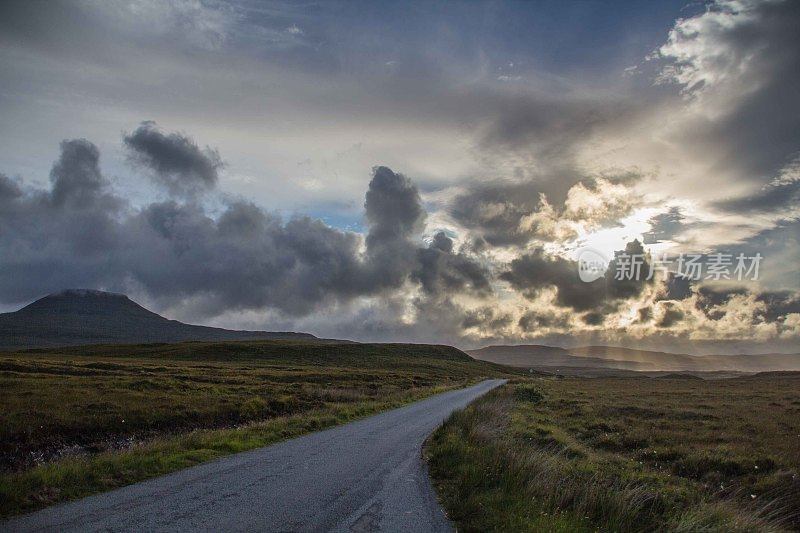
[468,344,800,373]
[0,290,317,350]
[4,290,798,372]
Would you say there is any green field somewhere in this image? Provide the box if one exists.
[426,375,800,532]
[0,340,515,517]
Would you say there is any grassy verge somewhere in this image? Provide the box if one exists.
[426,377,800,532]
[0,340,517,517]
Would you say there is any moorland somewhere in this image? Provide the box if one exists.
[427,374,800,532]
[0,339,516,517]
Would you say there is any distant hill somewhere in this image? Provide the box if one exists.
[468,344,800,372]
[568,346,698,368]
[20,339,481,364]
[467,345,653,371]
[654,373,705,380]
[0,289,317,350]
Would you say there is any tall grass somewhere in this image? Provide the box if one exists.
[426,384,794,532]
[0,340,521,517]
[1,383,463,518]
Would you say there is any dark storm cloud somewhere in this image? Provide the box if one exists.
[450,182,544,246]
[690,285,800,330]
[124,122,223,197]
[414,232,491,296]
[637,306,653,323]
[607,240,651,300]
[359,166,487,300]
[582,312,605,326]
[461,307,512,331]
[500,240,651,313]
[643,207,685,244]
[364,166,425,247]
[0,140,367,314]
[49,139,110,208]
[359,166,427,290]
[695,286,749,320]
[756,291,800,322]
[0,138,492,318]
[0,140,121,303]
[429,231,453,253]
[662,273,692,301]
[518,310,570,332]
[119,200,367,316]
[500,249,607,311]
[0,174,22,200]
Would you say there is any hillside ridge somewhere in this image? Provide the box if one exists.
[0,289,317,349]
[469,344,800,372]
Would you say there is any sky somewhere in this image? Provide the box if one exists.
[0,0,798,353]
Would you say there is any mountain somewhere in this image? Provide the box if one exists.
[468,344,800,373]
[568,346,800,372]
[568,346,698,368]
[0,289,317,350]
[467,345,654,371]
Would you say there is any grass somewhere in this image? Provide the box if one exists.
[426,375,800,532]
[0,339,517,517]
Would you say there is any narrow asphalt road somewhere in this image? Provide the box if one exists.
[3,379,505,532]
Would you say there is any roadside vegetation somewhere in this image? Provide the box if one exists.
[0,340,516,517]
[426,375,800,532]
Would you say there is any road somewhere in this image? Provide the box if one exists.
[2,379,505,532]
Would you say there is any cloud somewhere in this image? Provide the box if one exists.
[414,232,491,296]
[658,0,800,198]
[757,291,800,322]
[49,139,110,208]
[562,177,639,226]
[120,200,368,316]
[500,249,609,311]
[0,140,122,303]
[644,207,686,244]
[461,306,513,332]
[0,136,495,323]
[518,309,571,332]
[473,92,643,202]
[656,301,684,328]
[1,0,799,353]
[364,166,425,246]
[714,161,800,214]
[661,273,693,300]
[0,174,22,201]
[450,182,547,246]
[0,137,361,313]
[499,240,655,330]
[3,132,794,351]
[124,121,223,197]
[450,173,643,248]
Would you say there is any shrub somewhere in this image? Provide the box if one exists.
[238,397,268,420]
[514,385,544,404]
[268,395,299,415]
[674,453,778,481]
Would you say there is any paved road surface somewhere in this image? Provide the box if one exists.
[2,379,505,532]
